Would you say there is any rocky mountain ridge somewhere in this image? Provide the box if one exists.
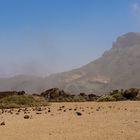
[0,32,140,95]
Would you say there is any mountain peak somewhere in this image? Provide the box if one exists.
[113,32,140,48]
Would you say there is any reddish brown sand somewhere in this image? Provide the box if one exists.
[0,101,140,140]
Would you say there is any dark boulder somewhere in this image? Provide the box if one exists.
[17,91,26,95]
[76,112,82,116]
[122,88,139,99]
[0,121,5,126]
[24,115,30,119]
[40,88,69,101]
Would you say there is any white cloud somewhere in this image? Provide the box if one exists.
[132,3,140,15]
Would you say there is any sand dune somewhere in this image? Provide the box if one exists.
[0,101,140,140]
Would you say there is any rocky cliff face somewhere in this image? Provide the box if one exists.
[43,32,140,94]
[0,32,140,95]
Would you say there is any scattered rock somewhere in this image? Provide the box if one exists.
[24,115,30,119]
[36,112,42,115]
[0,121,5,126]
[62,106,65,108]
[58,108,62,111]
[36,107,42,111]
[96,109,100,111]
[76,112,82,116]
[17,109,21,112]
[2,109,4,114]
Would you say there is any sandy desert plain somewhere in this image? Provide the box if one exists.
[0,101,140,140]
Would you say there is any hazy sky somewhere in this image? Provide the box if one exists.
[0,0,140,77]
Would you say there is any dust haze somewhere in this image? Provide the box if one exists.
[0,29,61,78]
